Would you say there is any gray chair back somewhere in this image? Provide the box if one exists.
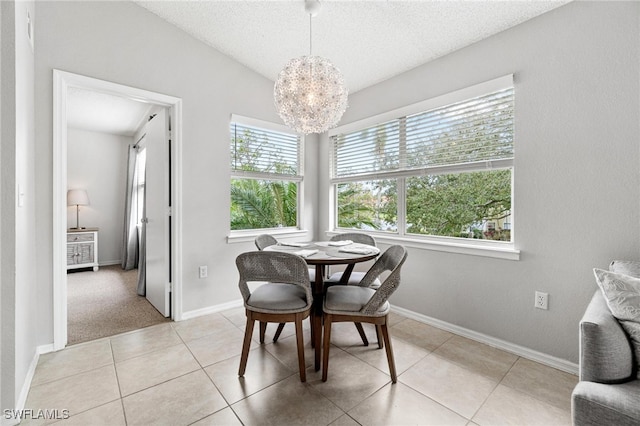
[254,234,278,250]
[330,232,376,246]
[358,245,408,315]
[236,251,312,308]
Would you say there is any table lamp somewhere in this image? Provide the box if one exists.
[67,189,90,229]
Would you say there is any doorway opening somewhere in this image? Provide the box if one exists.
[53,70,183,350]
[66,266,171,345]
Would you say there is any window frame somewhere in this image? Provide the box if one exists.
[328,75,519,260]
[228,114,306,239]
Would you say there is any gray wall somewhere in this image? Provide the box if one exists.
[17,0,640,403]
[0,0,18,412]
[1,0,38,412]
[34,1,318,342]
[15,0,38,409]
[319,1,640,363]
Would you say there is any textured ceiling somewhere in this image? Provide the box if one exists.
[134,0,571,93]
[68,0,571,135]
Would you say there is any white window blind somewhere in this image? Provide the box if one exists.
[229,116,303,232]
[331,87,514,180]
[230,121,302,179]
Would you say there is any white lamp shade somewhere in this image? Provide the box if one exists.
[67,189,90,206]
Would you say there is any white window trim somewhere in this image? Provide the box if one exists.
[328,74,513,138]
[227,227,310,244]
[231,114,299,137]
[328,75,519,260]
[228,114,306,239]
[326,229,520,260]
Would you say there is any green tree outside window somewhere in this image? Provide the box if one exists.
[230,123,300,231]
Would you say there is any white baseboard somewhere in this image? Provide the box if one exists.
[180,299,243,321]
[179,299,577,374]
[16,349,40,408]
[6,301,573,426]
[392,306,578,375]
[5,344,55,426]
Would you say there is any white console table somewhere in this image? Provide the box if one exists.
[67,228,99,271]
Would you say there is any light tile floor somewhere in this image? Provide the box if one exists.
[22,309,578,425]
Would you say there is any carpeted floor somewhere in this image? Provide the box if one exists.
[67,264,171,346]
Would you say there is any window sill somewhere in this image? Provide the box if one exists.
[326,231,520,261]
[227,228,310,244]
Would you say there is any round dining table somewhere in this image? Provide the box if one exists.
[264,240,380,370]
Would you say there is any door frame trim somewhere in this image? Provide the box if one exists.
[53,70,183,350]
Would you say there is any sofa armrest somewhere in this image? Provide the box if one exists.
[572,380,640,426]
[580,291,634,383]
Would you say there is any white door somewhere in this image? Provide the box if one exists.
[144,109,171,317]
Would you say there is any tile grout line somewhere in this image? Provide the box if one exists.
[217,312,351,425]
[27,308,574,425]
[106,338,129,426]
[178,321,239,424]
[395,373,473,423]
[41,340,124,423]
[27,347,116,404]
[493,357,574,413]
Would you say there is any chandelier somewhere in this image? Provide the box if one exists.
[274,0,348,135]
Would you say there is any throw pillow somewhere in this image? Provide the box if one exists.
[610,260,640,278]
[593,268,640,378]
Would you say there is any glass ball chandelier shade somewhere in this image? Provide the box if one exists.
[274,55,348,135]
[274,0,348,135]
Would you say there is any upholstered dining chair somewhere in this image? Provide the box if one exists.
[254,233,277,251]
[325,232,381,346]
[236,251,312,382]
[254,234,314,343]
[255,234,316,282]
[325,232,380,286]
[322,245,408,383]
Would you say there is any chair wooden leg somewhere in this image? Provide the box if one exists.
[314,312,322,370]
[376,324,383,349]
[273,323,286,343]
[259,321,267,343]
[294,315,306,382]
[354,322,369,346]
[322,314,333,382]
[239,314,255,376]
[380,322,397,383]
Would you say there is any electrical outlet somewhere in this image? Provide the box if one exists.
[199,266,208,279]
[535,291,548,310]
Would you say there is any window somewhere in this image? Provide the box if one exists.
[230,115,303,231]
[330,76,514,247]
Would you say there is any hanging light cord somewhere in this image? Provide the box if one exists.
[274,0,348,134]
[308,13,314,80]
[309,13,313,56]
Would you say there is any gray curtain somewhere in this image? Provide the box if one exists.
[121,145,139,270]
[121,144,147,296]
[137,193,147,296]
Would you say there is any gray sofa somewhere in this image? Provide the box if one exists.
[571,274,640,425]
